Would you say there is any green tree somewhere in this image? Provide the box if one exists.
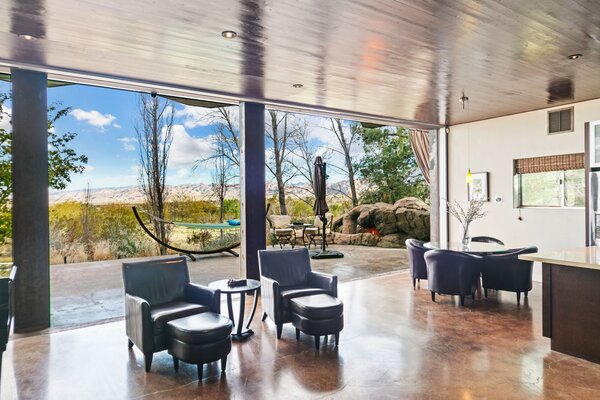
[357,127,428,204]
[0,93,88,243]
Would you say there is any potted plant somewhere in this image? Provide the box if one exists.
[447,200,487,248]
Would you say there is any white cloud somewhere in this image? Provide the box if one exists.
[305,117,341,148]
[83,165,95,173]
[174,106,214,129]
[174,105,238,129]
[70,109,117,131]
[113,123,121,129]
[168,124,216,169]
[117,137,137,152]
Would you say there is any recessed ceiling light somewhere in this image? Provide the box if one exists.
[17,34,36,41]
[567,53,582,60]
[292,83,303,88]
[221,31,237,39]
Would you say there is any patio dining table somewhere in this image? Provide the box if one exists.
[288,223,313,246]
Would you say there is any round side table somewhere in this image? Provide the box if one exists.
[208,279,261,341]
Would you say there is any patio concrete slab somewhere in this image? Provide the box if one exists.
[50,245,407,328]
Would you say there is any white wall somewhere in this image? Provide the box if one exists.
[447,99,600,281]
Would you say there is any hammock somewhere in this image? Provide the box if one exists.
[132,206,240,261]
[173,222,240,229]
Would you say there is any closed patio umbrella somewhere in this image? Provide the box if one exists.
[311,157,343,259]
[313,156,329,217]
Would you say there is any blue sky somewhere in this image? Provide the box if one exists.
[0,81,235,191]
[0,81,360,192]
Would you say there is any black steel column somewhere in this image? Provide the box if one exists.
[11,69,50,332]
[239,102,265,280]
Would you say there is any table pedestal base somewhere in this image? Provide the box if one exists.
[232,329,254,341]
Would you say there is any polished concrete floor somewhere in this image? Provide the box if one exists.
[50,245,406,327]
[4,271,600,399]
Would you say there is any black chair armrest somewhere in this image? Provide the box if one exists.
[307,271,337,297]
[125,293,152,353]
[185,283,221,314]
[260,275,281,323]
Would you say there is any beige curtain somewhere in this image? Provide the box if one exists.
[408,129,430,184]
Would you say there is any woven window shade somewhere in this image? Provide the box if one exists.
[514,153,584,174]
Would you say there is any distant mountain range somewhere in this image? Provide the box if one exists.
[49,181,369,205]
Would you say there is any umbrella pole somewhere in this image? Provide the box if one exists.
[320,215,327,252]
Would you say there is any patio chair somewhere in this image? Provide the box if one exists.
[471,236,504,245]
[405,239,428,289]
[267,214,296,248]
[258,248,337,339]
[424,250,482,306]
[304,213,333,249]
[481,246,538,304]
[122,256,221,372]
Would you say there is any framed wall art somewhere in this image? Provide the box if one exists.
[468,172,489,201]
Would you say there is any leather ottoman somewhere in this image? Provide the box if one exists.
[166,312,233,381]
[290,294,344,350]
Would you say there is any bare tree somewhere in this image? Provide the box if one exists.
[265,110,298,215]
[81,184,95,261]
[196,107,240,169]
[210,137,232,223]
[288,118,331,205]
[135,94,174,255]
[212,107,240,168]
[327,119,361,207]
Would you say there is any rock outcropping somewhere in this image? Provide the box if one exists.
[331,197,430,248]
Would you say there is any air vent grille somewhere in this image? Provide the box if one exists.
[548,107,573,134]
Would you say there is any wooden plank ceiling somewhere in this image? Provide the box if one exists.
[0,0,599,126]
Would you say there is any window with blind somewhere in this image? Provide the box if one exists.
[513,153,584,208]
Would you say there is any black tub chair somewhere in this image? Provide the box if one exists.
[481,246,538,304]
[122,256,221,372]
[471,236,504,245]
[406,239,429,289]
[424,250,482,306]
[258,248,337,339]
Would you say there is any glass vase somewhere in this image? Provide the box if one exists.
[460,223,471,249]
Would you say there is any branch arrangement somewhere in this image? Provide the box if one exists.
[447,199,487,235]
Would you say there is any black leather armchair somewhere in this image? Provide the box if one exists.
[406,239,428,289]
[424,250,482,306]
[122,256,220,372]
[472,236,504,245]
[481,246,538,304]
[258,248,337,339]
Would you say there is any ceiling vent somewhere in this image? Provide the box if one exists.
[548,107,573,134]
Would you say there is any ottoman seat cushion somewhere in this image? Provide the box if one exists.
[281,286,329,307]
[151,302,209,335]
[167,313,232,345]
[290,294,343,320]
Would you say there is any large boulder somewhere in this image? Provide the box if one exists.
[377,233,410,248]
[372,206,397,236]
[332,232,379,246]
[332,197,430,247]
[341,214,357,234]
[394,197,430,240]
